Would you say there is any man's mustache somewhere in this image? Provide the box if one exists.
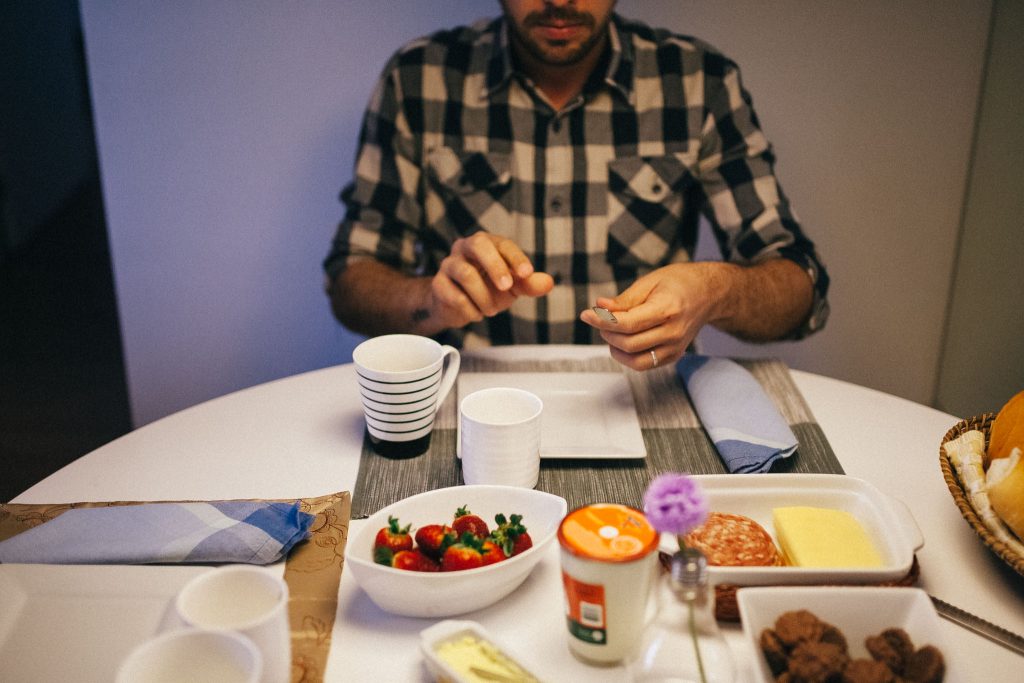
[523,7,595,29]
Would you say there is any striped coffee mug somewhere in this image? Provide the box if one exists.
[353,334,460,455]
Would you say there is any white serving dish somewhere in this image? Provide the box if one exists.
[457,372,647,459]
[737,586,961,682]
[659,474,924,585]
[344,485,567,618]
[419,620,543,683]
[0,564,211,682]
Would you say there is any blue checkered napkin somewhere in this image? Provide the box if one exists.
[0,501,314,565]
[676,355,798,473]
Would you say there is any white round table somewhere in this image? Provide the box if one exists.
[14,346,1024,680]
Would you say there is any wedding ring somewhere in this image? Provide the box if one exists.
[649,349,659,367]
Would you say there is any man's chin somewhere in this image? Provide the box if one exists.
[530,41,590,66]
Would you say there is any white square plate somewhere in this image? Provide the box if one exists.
[456,372,646,459]
[737,586,962,682]
[0,564,211,681]
[657,474,925,585]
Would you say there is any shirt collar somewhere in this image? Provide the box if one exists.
[482,13,635,104]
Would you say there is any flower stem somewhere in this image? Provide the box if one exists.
[688,598,708,683]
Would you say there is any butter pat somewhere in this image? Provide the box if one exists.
[421,621,542,683]
[772,506,883,568]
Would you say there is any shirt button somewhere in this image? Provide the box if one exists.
[552,272,563,285]
[550,197,563,212]
[552,119,562,132]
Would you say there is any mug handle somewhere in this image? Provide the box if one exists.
[433,345,461,414]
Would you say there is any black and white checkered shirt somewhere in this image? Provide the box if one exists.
[325,14,830,346]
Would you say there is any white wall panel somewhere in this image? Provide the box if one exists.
[936,0,1024,417]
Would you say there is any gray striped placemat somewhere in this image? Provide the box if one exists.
[350,356,842,518]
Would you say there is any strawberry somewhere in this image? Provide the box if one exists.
[375,546,440,572]
[492,513,533,556]
[415,523,456,559]
[452,505,490,538]
[372,515,412,554]
[511,533,533,556]
[441,532,487,571]
[480,539,508,566]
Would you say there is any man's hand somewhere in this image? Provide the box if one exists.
[580,262,724,370]
[579,259,813,371]
[429,232,554,330]
[329,233,554,338]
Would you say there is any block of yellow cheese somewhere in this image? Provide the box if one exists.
[772,506,883,568]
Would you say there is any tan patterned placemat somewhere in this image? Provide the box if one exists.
[0,490,351,683]
[351,357,842,518]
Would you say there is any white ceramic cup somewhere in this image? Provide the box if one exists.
[460,387,543,488]
[175,566,290,683]
[353,334,461,455]
[116,628,262,683]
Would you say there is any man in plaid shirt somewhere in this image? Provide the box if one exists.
[324,1,829,371]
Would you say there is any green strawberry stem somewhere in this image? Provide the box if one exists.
[387,515,410,534]
[373,546,394,566]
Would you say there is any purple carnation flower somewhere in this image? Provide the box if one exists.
[643,472,708,537]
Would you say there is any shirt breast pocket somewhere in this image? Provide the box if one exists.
[606,155,695,268]
[426,147,513,239]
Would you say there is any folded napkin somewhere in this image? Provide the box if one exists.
[0,500,314,565]
[676,355,798,473]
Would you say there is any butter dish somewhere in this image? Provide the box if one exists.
[420,620,544,683]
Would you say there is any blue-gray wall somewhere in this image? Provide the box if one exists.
[79,1,996,426]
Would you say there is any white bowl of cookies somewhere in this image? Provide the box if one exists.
[737,586,960,682]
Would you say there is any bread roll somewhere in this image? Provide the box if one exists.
[987,447,1024,541]
[988,389,1024,463]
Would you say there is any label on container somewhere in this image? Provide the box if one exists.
[561,572,607,645]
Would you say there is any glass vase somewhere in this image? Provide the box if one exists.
[627,548,735,683]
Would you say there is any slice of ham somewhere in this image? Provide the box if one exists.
[683,512,782,566]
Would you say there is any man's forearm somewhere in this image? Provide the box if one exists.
[709,258,814,342]
[327,260,443,337]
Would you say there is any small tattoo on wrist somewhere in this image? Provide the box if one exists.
[412,308,430,323]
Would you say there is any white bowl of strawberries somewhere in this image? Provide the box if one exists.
[345,485,567,617]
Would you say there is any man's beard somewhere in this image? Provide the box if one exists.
[508,5,611,67]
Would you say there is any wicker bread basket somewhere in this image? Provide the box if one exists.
[939,413,1024,578]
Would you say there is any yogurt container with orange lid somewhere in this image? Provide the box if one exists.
[557,504,660,665]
